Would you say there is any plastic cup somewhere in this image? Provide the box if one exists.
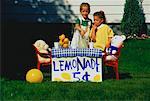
[68,41,71,48]
[54,42,59,49]
[89,42,94,49]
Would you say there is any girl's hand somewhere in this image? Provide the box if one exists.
[80,30,85,36]
[92,24,97,31]
[90,24,98,42]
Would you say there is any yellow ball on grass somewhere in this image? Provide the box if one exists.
[26,69,43,83]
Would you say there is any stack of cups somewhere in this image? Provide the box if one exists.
[89,42,94,49]
[54,42,59,49]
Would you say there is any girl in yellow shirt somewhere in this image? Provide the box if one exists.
[90,11,114,51]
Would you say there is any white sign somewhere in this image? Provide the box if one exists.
[52,56,102,82]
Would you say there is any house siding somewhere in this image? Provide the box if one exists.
[4,0,150,23]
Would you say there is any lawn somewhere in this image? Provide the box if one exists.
[1,39,150,101]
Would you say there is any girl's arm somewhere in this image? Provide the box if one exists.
[90,25,97,42]
[106,37,112,48]
[75,24,82,31]
[75,24,85,36]
[106,26,115,48]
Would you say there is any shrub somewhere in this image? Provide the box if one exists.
[121,0,147,36]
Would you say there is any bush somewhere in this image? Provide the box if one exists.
[121,0,147,36]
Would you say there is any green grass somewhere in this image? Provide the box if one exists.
[1,39,150,101]
[120,39,150,74]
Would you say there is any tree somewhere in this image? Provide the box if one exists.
[121,0,147,36]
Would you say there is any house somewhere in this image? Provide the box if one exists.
[4,0,150,23]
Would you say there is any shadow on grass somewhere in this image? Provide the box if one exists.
[103,72,132,80]
[103,67,132,80]
[119,72,132,79]
[40,65,51,81]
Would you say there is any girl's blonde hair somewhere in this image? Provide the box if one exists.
[80,3,90,13]
[93,10,106,24]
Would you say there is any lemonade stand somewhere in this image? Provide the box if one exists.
[51,34,103,82]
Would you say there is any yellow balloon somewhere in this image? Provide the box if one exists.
[26,69,43,83]
[64,38,69,44]
[63,43,69,48]
[59,34,65,40]
[59,40,64,46]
